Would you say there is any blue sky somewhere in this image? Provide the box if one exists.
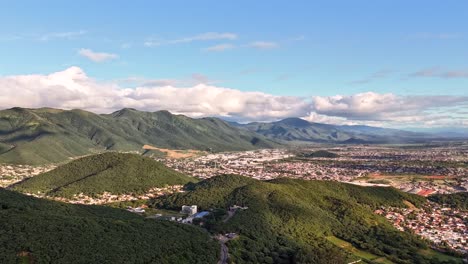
[0,1,467,127]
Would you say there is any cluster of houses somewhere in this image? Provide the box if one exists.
[375,203,467,255]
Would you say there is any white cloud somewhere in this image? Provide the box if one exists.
[170,32,237,43]
[0,67,308,121]
[0,67,466,127]
[145,32,238,47]
[144,40,161,47]
[248,41,278,49]
[78,49,118,62]
[311,92,468,126]
[409,67,468,79]
[204,43,235,52]
[39,30,87,41]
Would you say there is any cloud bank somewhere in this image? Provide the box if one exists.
[0,67,467,127]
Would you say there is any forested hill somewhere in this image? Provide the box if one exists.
[152,175,462,264]
[429,192,468,210]
[0,188,219,263]
[12,152,197,198]
[0,107,280,165]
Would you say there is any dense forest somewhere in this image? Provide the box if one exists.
[0,107,279,164]
[152,175,461,264]
[12,152,196,198]
[0,188,219,263]
[429,192,468,210]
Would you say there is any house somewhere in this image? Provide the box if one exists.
[181,205,198,215]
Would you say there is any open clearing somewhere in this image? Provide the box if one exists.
[326,236,394,263]
[143,145,206,159]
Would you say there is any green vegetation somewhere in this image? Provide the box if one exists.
[0,107,280,164]
[0,188,219,263]
[326,236,392,263]
[299,150,339,158]
[152,175,460,264]
[13,152,196,198]
[428,193,468,210]
[238,117,426,144]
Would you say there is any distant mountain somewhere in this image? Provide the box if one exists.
[0,188,219,263]
[0,107,280,164]
[152,175,460,263]
[235,117,432,143]
[13,152,197,198]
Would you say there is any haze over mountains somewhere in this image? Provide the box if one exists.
[0,107,463,164]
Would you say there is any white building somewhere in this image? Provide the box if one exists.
[181,205,197,215]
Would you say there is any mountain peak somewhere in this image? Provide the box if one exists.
[276,117,311,127]
[111,108,139,117]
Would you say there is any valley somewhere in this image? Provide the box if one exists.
[0,108,467,263]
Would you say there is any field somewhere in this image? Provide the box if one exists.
[326,236,394,263]
[143,145,206,159]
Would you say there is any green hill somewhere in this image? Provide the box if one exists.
[13,152,197,198]
[299,150,339,158]
[0,188,219,263]
[429,192,468,210]
[0,107,280,165]
[152,175,461,264]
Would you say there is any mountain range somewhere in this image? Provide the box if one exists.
[0,107,462,165]
[233,117,435,144]
[0,107,278,164]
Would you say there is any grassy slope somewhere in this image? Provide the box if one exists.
[0,188,219,264]
[153,175,461,264]
[13,152,197,197]
[0,107,280,165]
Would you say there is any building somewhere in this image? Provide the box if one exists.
[181,205,197,215]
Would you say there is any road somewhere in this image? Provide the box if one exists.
[223,209,236,223]
[217,241,229,264]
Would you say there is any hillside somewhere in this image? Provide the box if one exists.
[12,152,196,198]
[236,117,431,144]
[0,188,219,263]
[0,107,280,165]
[429,192,468,210]
[152,175,461,264]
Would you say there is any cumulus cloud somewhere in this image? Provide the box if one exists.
[0,67,308,121]
[311,92,468,124]
[0,67,466,127]
[78,49,118,62]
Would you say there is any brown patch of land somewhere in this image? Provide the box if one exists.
[142,145,205,159]
[403,200,417,210]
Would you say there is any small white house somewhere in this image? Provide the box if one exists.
[181,205,198,215]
